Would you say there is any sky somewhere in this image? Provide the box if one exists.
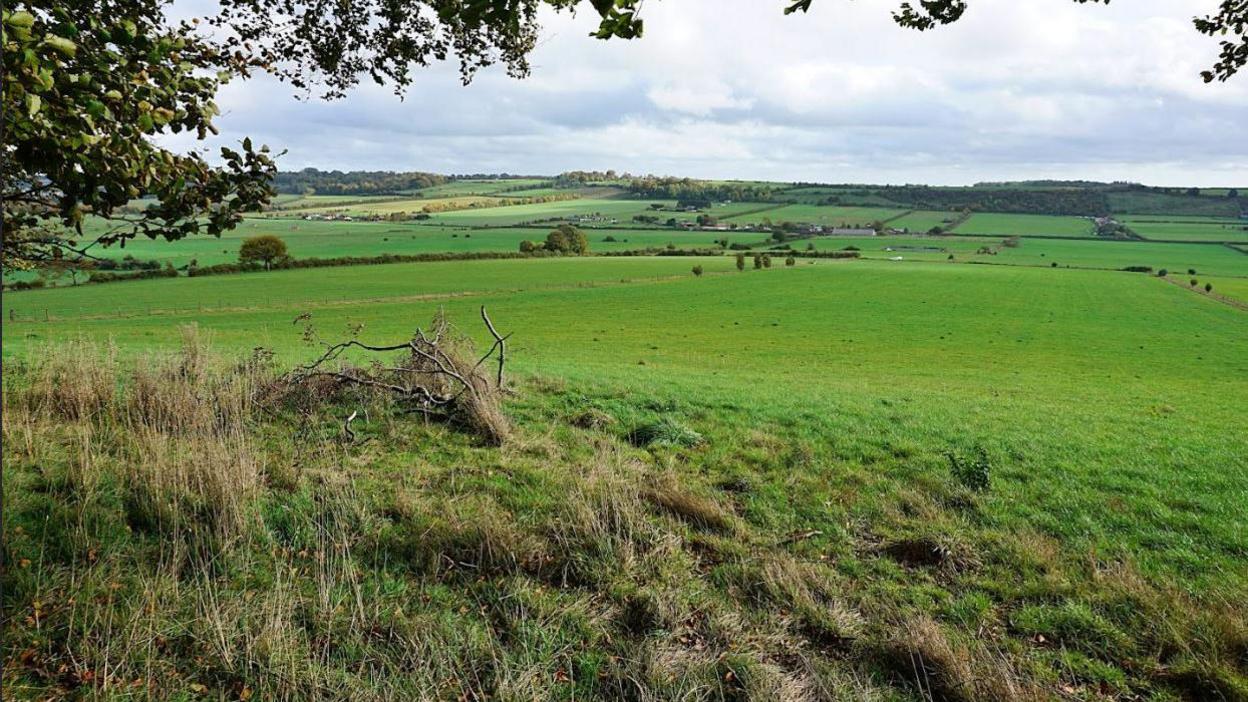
[167,0,1248,186]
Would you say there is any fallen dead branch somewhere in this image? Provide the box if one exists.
[288,307,512,445]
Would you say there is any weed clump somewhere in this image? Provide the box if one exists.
[946,446,991,491]
[570,407,616,430]
[629,416,704,448]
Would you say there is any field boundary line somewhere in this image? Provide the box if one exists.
[881,209,915,224]
[718,203,790,221]
[1157,275,1248,312]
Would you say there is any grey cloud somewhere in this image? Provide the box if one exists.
[166,0,1248,185]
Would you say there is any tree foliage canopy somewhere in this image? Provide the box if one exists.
[2,2,276,270]
[238,234,289,269]
[544,224,590,255]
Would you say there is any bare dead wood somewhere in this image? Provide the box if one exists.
[480,305,507,388]
[343,410,359,443]
[287,308,512,444]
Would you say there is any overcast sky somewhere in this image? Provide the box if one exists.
[169,0,1248,186]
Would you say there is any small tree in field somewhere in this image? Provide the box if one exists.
[692,265,704,277]
[736,253,746,272]
[762,254,772,268]
[239,235,289,270]
[1206,282,1213,292]
[519,240,539,253]
[753,254,763,270]
[545,224,589,255]
[1191,278,1198,287]
[1158,269,1169,277]
[785,256,796,267]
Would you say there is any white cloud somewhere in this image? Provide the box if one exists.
[164,0,1248,185]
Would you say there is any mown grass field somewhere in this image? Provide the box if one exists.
[4,254,1247,700]
[953,213,1095,237]
[887,210,958,232]
[0,256,743,322]
[795,235,1248,277]
[424,198,668,226]
[1203,275,1248,305]
[723,204,905,226]
[1123,219,1248,243]
[278,195,508,216]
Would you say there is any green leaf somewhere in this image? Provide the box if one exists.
[4,11,35,29]
[26,93,42,117]
[42,35,77,56]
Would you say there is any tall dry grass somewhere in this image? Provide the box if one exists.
[8,327,266,544]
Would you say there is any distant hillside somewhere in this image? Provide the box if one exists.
[270,169,1245,218]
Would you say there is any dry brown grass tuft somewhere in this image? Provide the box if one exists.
[877,616,1040,702]
[15,337,119,420]
[643,474,735,532]
[545,449,679,587]
[125,428,262,543]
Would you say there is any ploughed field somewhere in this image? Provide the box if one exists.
[4,250,1247,699]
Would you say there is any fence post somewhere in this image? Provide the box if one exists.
[44,309,50,322]
[8,309,14,322]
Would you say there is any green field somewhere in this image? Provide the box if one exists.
[15,208,1248,287]
[6,259,1247,589]
[1,256,744,322]
[6,195,1248,699]
[953,213,1095,237]
[723,204,906,226]
[420,198,671,226]
[887,210,958,232]
[278,195,508,216]
[1123,218,1248,242]
[789,235,1248,277]
[1204,275,1248,304]
[67,218,519,268]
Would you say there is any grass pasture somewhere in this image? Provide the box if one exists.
[1202,275,1248,305]
[887,210,959,232]
[953,212,1095,237]
[722,204,906,226]
[4,255,1248,700]
[70,218,518,269]
[1123,218,1248,243]
[276,195,508,216]
[425,198,671,226]
[0,256,743,323]
[5,189,1248,700]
